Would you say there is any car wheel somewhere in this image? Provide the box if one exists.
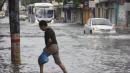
[84,30,85,34]
[90,30,92,34]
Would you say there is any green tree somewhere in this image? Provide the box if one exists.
[0,0,6,11]
[63,0,80,7]
[21,0,42,7]
[0,0,4,4]
[55,0,64,3]
[74,0,80,7]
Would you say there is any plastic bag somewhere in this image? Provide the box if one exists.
[38,52,49,64]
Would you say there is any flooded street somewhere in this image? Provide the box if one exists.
[0,18,130,73]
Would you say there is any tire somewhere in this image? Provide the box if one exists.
[84,30,86,34]
[90,30,92,34]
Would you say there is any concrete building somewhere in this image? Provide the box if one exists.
[125,0,130,27]
[94,0,129,27]
[63,0,81,23]
[118,0,126,26]
[52,1,64,23]
[115,0,130,28]
[63,0,91,25]
[94,0,116,24]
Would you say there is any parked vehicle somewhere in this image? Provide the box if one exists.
[27,3,54,23]
[0,11,5,18]
[84,18,116,34]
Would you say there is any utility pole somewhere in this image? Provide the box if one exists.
[0,0,6,11]
[8,0,21,64]
[81,6,84,25]
[115,0,119,26]
[80,0,84,25]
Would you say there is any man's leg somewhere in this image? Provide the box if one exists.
[52,44,68,73]
[58,63,67,73]
[53,53,67,73]
[38,59,44,73]
[39,64,44,73]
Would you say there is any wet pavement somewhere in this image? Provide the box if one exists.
[0,17,130,73]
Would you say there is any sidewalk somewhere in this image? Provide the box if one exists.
[116,26,130,34]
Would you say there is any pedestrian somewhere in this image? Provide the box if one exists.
[38,20,68,73]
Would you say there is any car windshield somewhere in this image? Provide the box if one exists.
[92,19,111,25]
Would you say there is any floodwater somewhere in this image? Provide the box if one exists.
[0,17,130,73]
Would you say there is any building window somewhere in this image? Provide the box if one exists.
[126,0,130,2]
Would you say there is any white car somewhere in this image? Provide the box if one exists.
[84,18,116,34]
[0,11,5,18]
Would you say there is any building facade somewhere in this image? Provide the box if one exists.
[63,0,91,25]
[63,0,81,23]
[94,0,130,28]
[125,0,130,27]
[95,0,116,24]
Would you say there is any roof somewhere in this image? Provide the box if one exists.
[34,3,53,7]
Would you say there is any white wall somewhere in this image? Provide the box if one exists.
[125,3,130,11]
[118,4,126,24]
[2,3,8,11]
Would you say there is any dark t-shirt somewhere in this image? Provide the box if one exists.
[45,27,57,47]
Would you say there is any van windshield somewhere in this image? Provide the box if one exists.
[35,7,53,18]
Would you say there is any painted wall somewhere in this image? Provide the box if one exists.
[125,3,130,11]
[118,4,126,25]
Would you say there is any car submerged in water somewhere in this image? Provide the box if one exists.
[84,18,116,34]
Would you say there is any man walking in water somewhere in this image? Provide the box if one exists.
[38,20,68,73]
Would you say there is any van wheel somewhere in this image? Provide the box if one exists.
[90,30,92,34]
[84,30,85,34]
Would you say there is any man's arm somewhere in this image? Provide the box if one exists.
[45,30,52,47]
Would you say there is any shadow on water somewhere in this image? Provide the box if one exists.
[0,54,21,73]
[11,64,20,73]
[97,38,130,73]
[111,39,130,55]
[0,32,4,39]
